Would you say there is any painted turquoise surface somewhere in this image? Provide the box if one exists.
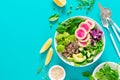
[0,0,120,80]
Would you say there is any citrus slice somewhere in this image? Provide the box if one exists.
[45,47,53,65]
[53,0,66,7]
[40,38,52,53]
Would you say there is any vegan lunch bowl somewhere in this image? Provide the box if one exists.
[54,16,105,67]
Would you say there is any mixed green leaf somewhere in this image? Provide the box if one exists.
[82,71,95,80]
[56,32,76,52]
[56,17,85,34]
[95,63,119,80]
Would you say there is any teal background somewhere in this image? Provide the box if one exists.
[0,0,120,80]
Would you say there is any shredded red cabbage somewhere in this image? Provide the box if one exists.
[90,29,103,46]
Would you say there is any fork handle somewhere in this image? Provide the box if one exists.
[111,24,120,42]
[110,33,120,58]
[110,19,120,32]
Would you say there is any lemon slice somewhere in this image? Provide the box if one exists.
[45,47,53,65]
[40,38,52,53]
[53,0,66,7]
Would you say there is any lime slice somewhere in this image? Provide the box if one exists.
[40,38,52,53]
[53,0,66,7]
[45,47,53,65]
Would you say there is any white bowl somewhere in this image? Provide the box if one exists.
[54,16,105,67]
[48,65,66,80]
[92,62,120,80]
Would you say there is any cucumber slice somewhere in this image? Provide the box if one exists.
[87,56,94,63]
[74,60,88,65]
[87,51,91,58]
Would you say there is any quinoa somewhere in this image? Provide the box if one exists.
[50,66,64,80]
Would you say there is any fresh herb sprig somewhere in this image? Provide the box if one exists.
[67,5,73,15]
[76,0,95,14]
[37,63,44,74]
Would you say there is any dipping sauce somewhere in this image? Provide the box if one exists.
[49,65,66,80]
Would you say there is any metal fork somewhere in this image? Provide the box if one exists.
[101,16,120,58]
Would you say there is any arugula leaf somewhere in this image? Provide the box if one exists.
[49,14,59,22]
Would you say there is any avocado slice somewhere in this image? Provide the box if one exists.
[73,53,86,62]
[67,57,74,62]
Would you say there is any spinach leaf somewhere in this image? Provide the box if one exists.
[56,24,67,33]
[56,17,85,34]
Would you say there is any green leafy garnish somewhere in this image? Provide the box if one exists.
[66,5,73,15]
[76,0,95,14]
[70,5,72,10]
[53,7,56,10]
[37,63,44,74]
[66,10,72,15]
[95,63,119,80]
[49,14,59,22]
[50,23,52,28]
[82,71,95,80]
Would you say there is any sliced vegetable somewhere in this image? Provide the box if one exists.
[80,34,90,42]
[78,22,91,33]
[67,57,74,62]
[73,53,86,62]
[40,38,52,53]
[85,19,95,29]
[75,28,87,40]
[78,40,90,47]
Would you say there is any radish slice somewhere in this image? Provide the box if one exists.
[79,22,91,33]
[75,28,87,40]
[80,34,90,42]
[78,40,90,47]
[85,19,95,29]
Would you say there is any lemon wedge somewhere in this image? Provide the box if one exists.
[40,38,52,53]
[53,0,66,7]
[45,47,53,65]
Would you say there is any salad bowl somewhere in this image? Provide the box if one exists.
[92,62,120,80]
[54,16,105,67]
